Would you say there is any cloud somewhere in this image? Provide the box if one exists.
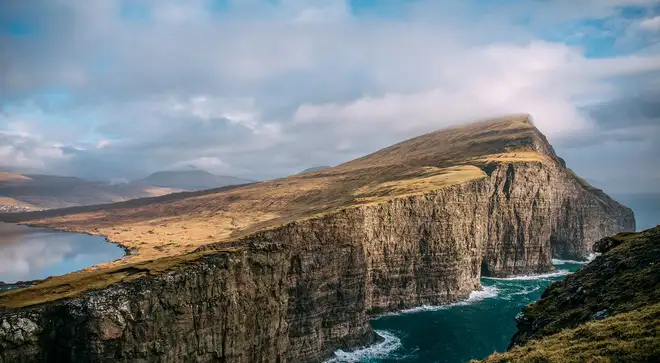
[0,0,659,192]
[0,131,70,171]
[640,15,660,31]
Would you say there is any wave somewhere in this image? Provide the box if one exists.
[325,330,402,363]
[507,284,541,296]
[482,269,571,281]
[551,258,587,265]
[552,252,600,265]
[381,286,500,315]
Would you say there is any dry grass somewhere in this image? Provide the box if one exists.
[142,186,183,197]
[477,302,660,363]
[0,115,560,307]
[352,165,487,203]
[0,171,31,183]
[3,115,553,266]
[0,197,38,208]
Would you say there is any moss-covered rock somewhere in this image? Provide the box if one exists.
[477,226,660,363]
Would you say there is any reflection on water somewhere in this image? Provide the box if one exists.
[0,222,125,284]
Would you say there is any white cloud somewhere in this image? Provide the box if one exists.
[294,40,660,139]
[0,0,659,189]
[640,16,660,31]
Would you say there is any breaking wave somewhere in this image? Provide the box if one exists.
[502,284,542,299]
[482,269,571,281]
[552,252,600,265]
[377,285,500,316]
[325,330,403,363]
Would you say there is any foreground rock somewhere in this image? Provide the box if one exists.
[0,116,634,362]
[478,226,660,363]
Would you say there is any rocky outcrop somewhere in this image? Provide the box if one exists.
[1,245,292,363]
[0,120,635,362]
[478,226,660,363]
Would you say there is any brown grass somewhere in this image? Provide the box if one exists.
[4,115,553,266]
[476,303,660,363]
[0,115,559,307]
[0,171,31,183]
[0,197,38,208]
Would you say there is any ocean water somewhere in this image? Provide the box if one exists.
[326,194,660,363]
[327,262,584,363]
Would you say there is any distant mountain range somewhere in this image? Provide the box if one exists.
[135,169,253,191]
[0,169,254,210]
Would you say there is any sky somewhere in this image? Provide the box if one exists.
[1,0,659,194]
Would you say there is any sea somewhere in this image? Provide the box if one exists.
[325,262,582,363]
[326,193,659,363]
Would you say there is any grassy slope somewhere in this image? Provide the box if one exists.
[478,226,660,363]
[479,303,660,363]
[0,196,39,209]
[0,171,31,183]
[3,115,553,264]
[0,115,559,308]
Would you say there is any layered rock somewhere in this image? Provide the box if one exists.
[1,246,292,363]
[0,117,635,362]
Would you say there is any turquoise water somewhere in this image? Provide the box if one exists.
[0,222,125,285]
[326,195,660,363]
[328,262,585,363]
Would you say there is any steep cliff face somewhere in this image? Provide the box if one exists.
[482,162,634,276]
[478,226,660,363]
[0,162,633,363]
[0,117,635,362]
[1,245,292,363]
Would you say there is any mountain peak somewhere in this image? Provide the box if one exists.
[137,169,253,191]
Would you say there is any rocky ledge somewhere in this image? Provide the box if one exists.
[0,116,635,363]
[478,225,660,363]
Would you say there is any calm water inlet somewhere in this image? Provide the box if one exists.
[0,222,125,285]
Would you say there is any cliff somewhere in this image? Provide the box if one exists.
[0,115,634,362]
[478,226,660,363]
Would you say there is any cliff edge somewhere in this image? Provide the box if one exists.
[0,115,635,363]
[478,226,660,363]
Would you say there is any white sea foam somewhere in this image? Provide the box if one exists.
[551,258,587,265]
[507,285,541,296]
[379,285,500,316]
[325,330,402,363]
[587,252,601,261]
[552,252,601,265]
[482,269,571,281]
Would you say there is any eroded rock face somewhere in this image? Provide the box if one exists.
[0,161,634,362]
[505,226,659,354]
[1,248,292,363]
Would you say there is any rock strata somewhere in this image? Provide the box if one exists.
[0,117,635,362]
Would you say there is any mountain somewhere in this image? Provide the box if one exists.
[0,171,178,210]
[299,166,331,174]
[0,115,635,363]
[0,168,251,210]
[479,226,660,362]
[135,169,254,191]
